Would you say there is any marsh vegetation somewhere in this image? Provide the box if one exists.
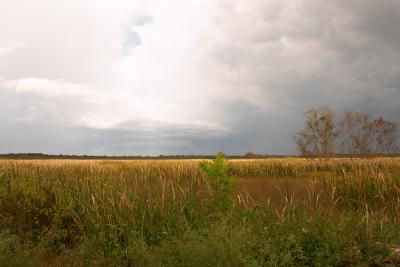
[1,155,400,266]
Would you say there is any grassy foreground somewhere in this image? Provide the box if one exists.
[1,157,400,266]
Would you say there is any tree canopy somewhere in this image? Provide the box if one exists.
[294,107,399,157]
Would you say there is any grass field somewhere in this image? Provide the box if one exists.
[1,157,400,266]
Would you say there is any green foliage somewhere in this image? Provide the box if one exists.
[200,152,235,210]
[0,177,55,239]
[0,158,400,265]
[0,231,30,267]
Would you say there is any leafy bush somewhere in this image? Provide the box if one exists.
[200,152,235,211]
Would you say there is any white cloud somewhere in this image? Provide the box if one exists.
[0,75,229,139]
[0,0,399,155]
[2,77,102,100]
[0,41,24,56]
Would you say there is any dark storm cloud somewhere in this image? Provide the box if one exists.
[206,0,400,121]
[1,0,399,155]
[188,0,400,154]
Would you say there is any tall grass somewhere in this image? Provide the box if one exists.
[0,157,400,266]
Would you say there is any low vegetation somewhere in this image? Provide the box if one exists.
[1,155,400,266]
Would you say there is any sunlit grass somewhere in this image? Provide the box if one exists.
[1,157,400,266]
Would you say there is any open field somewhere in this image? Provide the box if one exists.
[1,157,400,266]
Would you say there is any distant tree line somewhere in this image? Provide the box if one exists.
[0,153,291,160]
[294,106,399,157]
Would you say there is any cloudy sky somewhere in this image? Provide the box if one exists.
[0,0,399,155]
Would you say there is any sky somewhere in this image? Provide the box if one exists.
[0,0,399,155]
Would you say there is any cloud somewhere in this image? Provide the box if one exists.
[0,75,230,155]
[0,41,24,56]
[0,0,399,155]
[195,0,400,117]
[1,77,102,100]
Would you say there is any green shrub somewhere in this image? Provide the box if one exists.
[200,152,235,211]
